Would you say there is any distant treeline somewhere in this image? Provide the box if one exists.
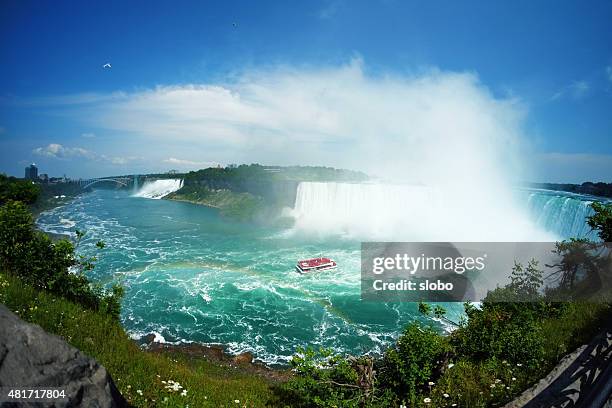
[529,182,612,198]
[182,164,368,207]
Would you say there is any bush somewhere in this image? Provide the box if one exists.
[0,174,40,205]
[279,347,364,407]
[378,322,450,405]
[0,200,122,319]
[451,305,545,371]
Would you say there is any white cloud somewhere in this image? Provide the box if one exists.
[318,0,342,19]
[570,81,590,98]
[551,80,590,101]
[33,143,95,159]
[81,132,96,138]
[163,157,219,168]
[71,59,527,186]
[7,92,127,107]
[33,143,138,166]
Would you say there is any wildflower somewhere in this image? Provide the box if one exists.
[443,393,450,398]
[181,389,187,396]
[494,379,501,384]
[400,405,407,408]
[234,400,240,404]
[506,386,510,390]
[517,363,523,367]
[452,405,457,407]
[448,363,455,369]
[127,385,131,389]
[136,390,143,395]
[428,381,435,386]
[490,384,496,388]
[512,377,517,381]
[424,397,432,403]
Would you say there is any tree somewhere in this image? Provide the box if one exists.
[0,201,123,319]
[0,174,40,204]
[587,202,612,242]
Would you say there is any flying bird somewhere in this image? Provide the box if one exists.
[103,63,112,69]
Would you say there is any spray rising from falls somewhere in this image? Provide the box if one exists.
[133,179,183,199]
[291,182,592,241]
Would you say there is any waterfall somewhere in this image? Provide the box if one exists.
[133,179,183,199]
[291,182,600,241]
[132,175,139,194]
[522,189,598,239]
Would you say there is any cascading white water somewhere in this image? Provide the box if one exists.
[522,190,598,239]
[291,182,569,241]
[133,179,183,199]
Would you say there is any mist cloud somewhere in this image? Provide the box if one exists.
[34,60,555,240]
[74,59,528,186]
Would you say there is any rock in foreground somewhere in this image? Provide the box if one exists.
[0,304,126,407]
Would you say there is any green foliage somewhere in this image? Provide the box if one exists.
[0,173,40,205]
[0,272,276,408]
[418,301,431,316]
[451,262,550,370]
[509,259,543,298]
[183,164,367,185]
[546,239,603,295]
[587,201,612,242]
[280,347,363,407]
[0,201,122,319]
[451,303,546,370]
[378,323,450,404]
[168,184,266,221]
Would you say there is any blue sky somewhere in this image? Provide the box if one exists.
[1,0,611,182]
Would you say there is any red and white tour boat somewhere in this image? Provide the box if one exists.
[295,257,337,273]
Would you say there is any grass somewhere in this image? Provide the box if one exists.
[2,269,610,408]
[0,272,278,408]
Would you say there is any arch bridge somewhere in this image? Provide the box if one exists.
[79,177,134,189]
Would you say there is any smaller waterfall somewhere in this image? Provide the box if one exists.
[132,175,139,194]
[133,179,183,199]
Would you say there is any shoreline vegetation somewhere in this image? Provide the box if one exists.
[165,164,368,222]
[1,170,612,406]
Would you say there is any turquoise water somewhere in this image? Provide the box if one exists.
[36,187,601,364]
[38,189,460,365]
